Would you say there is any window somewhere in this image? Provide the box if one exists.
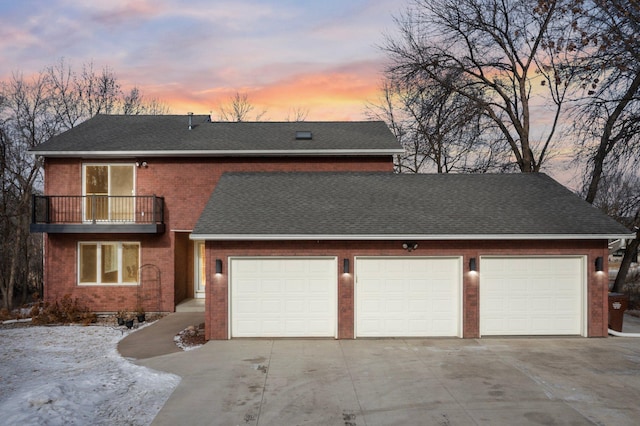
[79,242,140,285]
[83,164,135,222]
[195,241,206,298]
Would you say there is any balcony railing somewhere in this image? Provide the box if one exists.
[31,195,165,234]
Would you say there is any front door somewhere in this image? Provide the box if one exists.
[194,241,206,299]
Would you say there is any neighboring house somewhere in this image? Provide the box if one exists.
[30,114,633,340]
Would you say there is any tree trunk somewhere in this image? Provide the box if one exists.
[0,283,10,311]
[585,72,640,204]
[20,230,30,305]
[612,230,640,294]
[4,224,24,311]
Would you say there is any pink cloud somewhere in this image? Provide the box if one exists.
[138,60,385,120]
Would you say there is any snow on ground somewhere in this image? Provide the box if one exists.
[0,324,180,426]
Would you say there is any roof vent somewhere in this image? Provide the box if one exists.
[295,131,312,140]
[188,112,193,130]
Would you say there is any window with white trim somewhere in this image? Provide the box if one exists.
[78,242,140,285]
[83,164,135,222]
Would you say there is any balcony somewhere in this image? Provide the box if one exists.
[30,195,165,234]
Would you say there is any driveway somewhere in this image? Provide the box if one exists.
[138,331,640,426]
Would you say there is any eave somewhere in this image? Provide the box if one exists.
[30,149,404,158]
[189,233,635,241]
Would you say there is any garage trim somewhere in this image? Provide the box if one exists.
[354,256,463,338]
[228,256,338,339]
[479,256,587,337]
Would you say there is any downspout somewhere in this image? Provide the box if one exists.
[608,329,640,337]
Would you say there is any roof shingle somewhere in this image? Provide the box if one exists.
[31,115,402,155]
[192,172,632,239]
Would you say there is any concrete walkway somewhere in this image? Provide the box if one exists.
[118,312,204,360]
[125,313,640,426]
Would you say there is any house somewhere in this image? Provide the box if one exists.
[30,114,633,340]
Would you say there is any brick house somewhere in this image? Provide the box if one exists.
[30,114,632,340]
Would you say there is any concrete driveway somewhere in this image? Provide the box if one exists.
[138,328,640,426]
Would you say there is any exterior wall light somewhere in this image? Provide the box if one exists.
[135,161,148,168]
[343,258,350,274]
[469,257,477,272]
[595,256,604,272]
[402,242,418,252]
[215,258,223,274]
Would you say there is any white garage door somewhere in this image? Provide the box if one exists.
[356,257,462,337]
[230,257,337,338]
[480,257,584,336]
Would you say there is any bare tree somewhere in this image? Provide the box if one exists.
[0,73,50,310]
[569,0,640,291]
[79,62,121,117]
[46,58,84,130]
[571,0,640,204]
[383,0,577,172]
[0,60,169,310]
[285,106,309,122]
[367,71,510,173]
[586,171,640,293]
[120,86,170,115]
[216,92,267,122]
[46,59,170,129]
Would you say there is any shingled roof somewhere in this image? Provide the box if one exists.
[30,115,402,157]
[191,172,632,240]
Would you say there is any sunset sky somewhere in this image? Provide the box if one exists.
[0,0,583,186]
[0,0,409,120]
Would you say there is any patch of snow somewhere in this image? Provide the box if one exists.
[2,318,32,325]
[0,325,180,425]
[172,333,203,352]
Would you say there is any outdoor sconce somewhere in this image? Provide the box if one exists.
[469,257,477,272]
[343,258,350,274]
[402,242,418,252]
[215,258,223,274]
[595,256,604,272]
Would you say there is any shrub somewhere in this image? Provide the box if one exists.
[0,308,10,321]
[31,294,97,325]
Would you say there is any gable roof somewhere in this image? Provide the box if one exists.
[30,115,402,157]
[191,172,633,240]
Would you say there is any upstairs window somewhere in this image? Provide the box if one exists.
[83,164,135,222]
[79,242,140,285]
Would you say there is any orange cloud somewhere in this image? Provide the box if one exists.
[142,61,385,121]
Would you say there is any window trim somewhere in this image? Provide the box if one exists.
[77,241,140,286]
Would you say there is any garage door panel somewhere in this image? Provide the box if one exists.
[260,279,280,293]
[284,300,304,313]
[231,258,336,338]
[356,257,461,337]
[386,300,404,313]
[236,300,258,313]
[408,299,428,312]
[262,300,281,313]
[358,319,379,334]
[480,257,583,336]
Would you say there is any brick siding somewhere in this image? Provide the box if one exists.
[41,157,610,340]
[204,240,608,340]
[42,156,393,313]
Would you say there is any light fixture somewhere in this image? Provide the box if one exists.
[343,258,350,274]
[402,241,418,252]
[215,258,223,274]
[135,161,148,168]
[595,256,604,272]
[469,257,477,272]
